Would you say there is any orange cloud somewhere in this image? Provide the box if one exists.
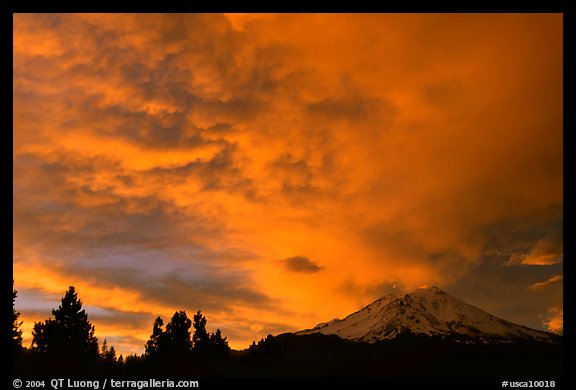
[530,275,563,291]
[507,233,563,266]
[223,13,273,31]
[543,307,563,334]
[13,13,562,355]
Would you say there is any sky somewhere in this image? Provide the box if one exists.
[13,13,563,356]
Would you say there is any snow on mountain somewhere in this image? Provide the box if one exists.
[296,286,558,344]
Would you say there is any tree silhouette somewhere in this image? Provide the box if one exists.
[13,282,23,351]
[209,328,230,355]
[145,311,193,360]
[165,311,193,356]
[31,286,99,360]
[145,316,165,358]
[192,310,230,356]
[192,310,210,354]
[101,339,117,362]
[124,353,143,370]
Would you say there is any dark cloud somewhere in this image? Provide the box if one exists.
[14,306,153,333]
[270,153,314,193]
[142,270,272,312]
[505,230,563,266]
[14,151,224,251]
[146,143,257,195]
[13,149,268,320]
[307,96,392,123]
[474,205,563,268]
[60,256,272,313]
[446,253,563,332]
[284,256,324,273]
[86,308,155,330]
[14,13,269,153]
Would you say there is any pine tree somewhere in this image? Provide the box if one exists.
[192,311,230,356]
[192,310,210,354]
[209,328,230,354]
[145,316,165,357]
[31,319,53,353]
[165,311,193,356]
[101,339,117,362]
[145,312,193,359]
[13,282,23,351]
[32,286,99,360]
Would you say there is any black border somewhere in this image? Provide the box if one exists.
[4,1,573,389]
[1,1,570,13]
[562,3,575,388]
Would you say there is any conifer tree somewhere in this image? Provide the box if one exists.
[192,310,210,353]
[209,328,230,354]
[32,286,99,359]
[145,316,165,357]
[165,311,193,356]
[13,282,23,350]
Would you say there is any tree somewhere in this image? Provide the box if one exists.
[31,286,99,360]
[31,318,53,353]
[165,311,193,356]
[192,310,230,356]
[144,310,230,361]
[124,353,143,369]
[101,339,117,362]
[145,312,193,359]
[13,282,23,351]
[145,316,165,358]
[209,328,230,355]
[192,310,210,354]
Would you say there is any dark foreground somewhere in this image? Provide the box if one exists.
[14,333,562,377]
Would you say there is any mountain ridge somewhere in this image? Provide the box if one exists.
[296,286,560,344]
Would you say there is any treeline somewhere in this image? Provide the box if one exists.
[13,284,232,376]
[14,284,562,377]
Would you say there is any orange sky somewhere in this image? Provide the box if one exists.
[13,13,562,356]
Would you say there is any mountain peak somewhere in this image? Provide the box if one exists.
[411,285,445,293]
[297,287,559,344]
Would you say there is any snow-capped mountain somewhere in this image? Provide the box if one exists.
[296,286,559,344]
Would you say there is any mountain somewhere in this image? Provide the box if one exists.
[296,286,560,344]
[252,288,562,376]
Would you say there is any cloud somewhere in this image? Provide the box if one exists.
[543,307,563,334]
[306,95,392,123]
[224,14,273,31]
[530,275,563,291]
[284,256,324,273]
[13,13,562,354]
[506,231,563,266]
